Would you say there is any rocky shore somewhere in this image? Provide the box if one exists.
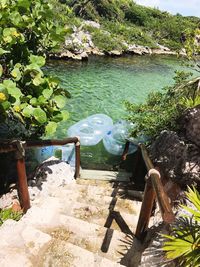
[50,20,186,61]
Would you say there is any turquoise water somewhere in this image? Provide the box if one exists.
[46,55,197,169]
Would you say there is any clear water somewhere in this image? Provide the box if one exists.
[46,55,197,169]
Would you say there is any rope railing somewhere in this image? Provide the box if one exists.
[122,141,175,240]
[0,137,81,213]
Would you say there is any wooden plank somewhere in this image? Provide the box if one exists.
[80,169,131,182]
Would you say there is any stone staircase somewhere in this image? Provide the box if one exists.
[0,175,146,267]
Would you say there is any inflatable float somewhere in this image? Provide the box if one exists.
[67,114,113,146]
[103,120,138,155]
[36,144,75,167]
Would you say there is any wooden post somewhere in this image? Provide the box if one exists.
[135,179,155,239]
[15,141,30,213]
[75,141,80,179]
[135,144,175,239]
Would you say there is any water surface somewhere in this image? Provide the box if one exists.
[46,55,197,169]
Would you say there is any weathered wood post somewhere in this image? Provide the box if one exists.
[135,144,175,239]
[15,141,30,213]
[75,137,80,179]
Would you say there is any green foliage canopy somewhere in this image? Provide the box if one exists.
[0,0,70,139]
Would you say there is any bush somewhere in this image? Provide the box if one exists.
[0,0,70,139]
[125,71,199,140]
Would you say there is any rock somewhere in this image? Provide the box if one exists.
[156,44,171,51]
[151,49,176,55]
[60,50,74,59]
[11,199,22,212]
[91,47,105,56]
[150,130,200,187]
[127,44,151,55]
[32,157,75,190]
[83,20,101,29]
[180,106,200,147]
[108,50,122,56]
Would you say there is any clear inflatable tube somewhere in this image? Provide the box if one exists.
[67,114,113,146]
[103,120,138,155]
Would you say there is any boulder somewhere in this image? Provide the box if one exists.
[180,106,200,147]
[150,130,200,187]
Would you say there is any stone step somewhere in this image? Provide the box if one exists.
[30,196,140,234]
[41,214,135,264]
[38,241,124,267]
[80,169,132,182]
[49,184,142,215]
[75,179,144,200]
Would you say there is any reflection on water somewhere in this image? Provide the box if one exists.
[46,55,197,169]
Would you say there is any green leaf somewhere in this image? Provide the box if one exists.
[29,55,45,67]
[45,121,57,136]
[3,80,23,99]
[33,108,47,124]
[0,64,3,78]
[1,101,10,110]
[54,95,66,109]
[37,95,47,104]
[22,105,34,118]
[0,48,9,55]
[30,98,38,106]
[33,74,45,86]
[42,88,53,99]
[11,67,21,81]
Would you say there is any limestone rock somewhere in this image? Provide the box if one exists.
[83,20,101,29]
[32,157,75,190]
[150,130,200,187]
[180,106,200,147]
[108,50,122,56]
[127,44,151,55]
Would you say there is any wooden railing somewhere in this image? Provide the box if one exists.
[0,137,81,213]
[123,142,175,240]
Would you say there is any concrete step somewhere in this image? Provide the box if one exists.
[37,240,124,267]
[41,214,135,264]
[80,169,132,182]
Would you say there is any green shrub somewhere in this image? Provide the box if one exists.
[163,187,200,267]
[0,0,71,139]
[92,29,124,52]
[125,71,199,140]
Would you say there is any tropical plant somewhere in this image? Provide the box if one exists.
[0,0,70,139]
[0,208,23,226]
[163,186,200,267]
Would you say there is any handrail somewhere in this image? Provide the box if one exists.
[0,137,81,213]
[135,143,175,239]
[122,141,175,240]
